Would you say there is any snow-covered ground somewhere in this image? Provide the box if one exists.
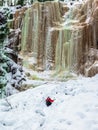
[0,74,98,130]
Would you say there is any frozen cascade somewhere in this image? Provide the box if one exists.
[21,9,30,52]
[55,25,85,73]
[45,29,53,70]
[20,1,98,76]
[21,2,61,70]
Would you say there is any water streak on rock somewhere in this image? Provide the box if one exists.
[20,1,98,76]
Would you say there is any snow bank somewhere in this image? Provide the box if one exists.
[0,74,98,130]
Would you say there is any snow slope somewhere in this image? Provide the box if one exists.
[0,74,98,130]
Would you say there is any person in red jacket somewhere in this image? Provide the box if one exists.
[45,97,54,106]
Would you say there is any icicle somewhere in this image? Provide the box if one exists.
[21,9,30,52]
[45,29,52,70]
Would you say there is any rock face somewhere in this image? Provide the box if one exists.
[20,1,98,77]
[8,6,27,29]
[81,48,98,77]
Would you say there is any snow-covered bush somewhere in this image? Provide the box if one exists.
[0,9,9,98]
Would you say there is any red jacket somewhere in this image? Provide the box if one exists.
[46,97,54,103]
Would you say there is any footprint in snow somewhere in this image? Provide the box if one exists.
[59,119,72,125]
[0,120,15,127]
[95,104,98,108]
[76,112,86,119]
[35,109,45,117]
[39,119,45,127]
[66,120,72,125]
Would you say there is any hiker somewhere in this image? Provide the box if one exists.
[45,97,54,107]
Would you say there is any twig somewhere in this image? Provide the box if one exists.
[5,98,12,109]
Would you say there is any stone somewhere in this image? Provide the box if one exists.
[84,48,98,77]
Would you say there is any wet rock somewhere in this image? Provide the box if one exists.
[7,29,21,52]
[19,84,32,91]
[4,48,18,63]
[16,5,22,9]
[80,48,98,77]
[18,66,23,72]
[18,78,26,84]
[25,72,31,77]
[11,66,17,75]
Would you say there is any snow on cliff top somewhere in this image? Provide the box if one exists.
[0,74,98,130]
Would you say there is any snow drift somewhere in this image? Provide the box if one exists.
[0,74,98,130]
